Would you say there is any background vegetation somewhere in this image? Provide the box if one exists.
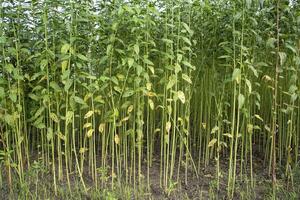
[0,0,300,199]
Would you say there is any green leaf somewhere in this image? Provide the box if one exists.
[40,59,48,71]
[148,99,154,110]
[64,79,73,91]
[47,128,53,141]
[177,54,183,62]
[4,114,14,126]
[286,44,297,54]
[113,86,121,93]
[74,96,86,105]
[218,55,231,59]
[0,87,5,99]
[128,58,134,68]
[77,53,88,61]
[4,64,14,74]
[246,0,252,8]
[177,91,186,104]
[147,66,155,74]
[33,107,45,121]
[143,58,154,66]
[266,38,276,48]
[278,52,286,66]
[182,74,192,84]
[182,22,192,35]
[255,62,268,67]
[162,38,173,44]
[264,125,270,132]
[247,124,254,134]
[174,63,182,74]
[234,12,242,20]
[166,121,171,132]
[123,90,134,98]
[61,60,68,72]
[9,93,17,103]
[291,94,297,103]
[61,44,70,54]
[136,64,143,76]
[167,75,176,90]
[134,44,139,55]
[248,65,258,77]
[181,36,191,46]
[0,36,6,44]
[111,76,119,85]
[106,44,112,55]
[28,93,39,101]
[245,79,252,94]
[182,61,195,70]
[232,68,241,84]
[50,81,61,91]
[66,111,74,125]
[289,85,297,94]
[238,94,245,109]
[50,113,59,123]
[164,134,169,144]
[35,122,46,129]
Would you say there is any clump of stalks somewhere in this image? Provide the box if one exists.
[0,0,299,199]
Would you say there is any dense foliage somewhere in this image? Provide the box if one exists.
[0,0,300,199]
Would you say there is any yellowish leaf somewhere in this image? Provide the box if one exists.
[247,124,253,134]
[148,99,154,110]
[56,131,66,141]
[127,105,134,114]
[79,148,87,154]
[87,129,94,138]
[208,138,217,147]
[177,91,185,104]
[84,110,94,119]
[121,116,130,122]
[166,121,171,133]
[83,122,92,129]
[202,123,207,129]
[262,75,272,82]
[50,113,59,123]
[146,92,156,97]
[255,114,263,122]
[146,82,152,91]
[211,126,219,134]
[223,133,233,138]
[114,134,120,144]
[154,128,161,133]
[99,123,105,133]
[61,60,68,72]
